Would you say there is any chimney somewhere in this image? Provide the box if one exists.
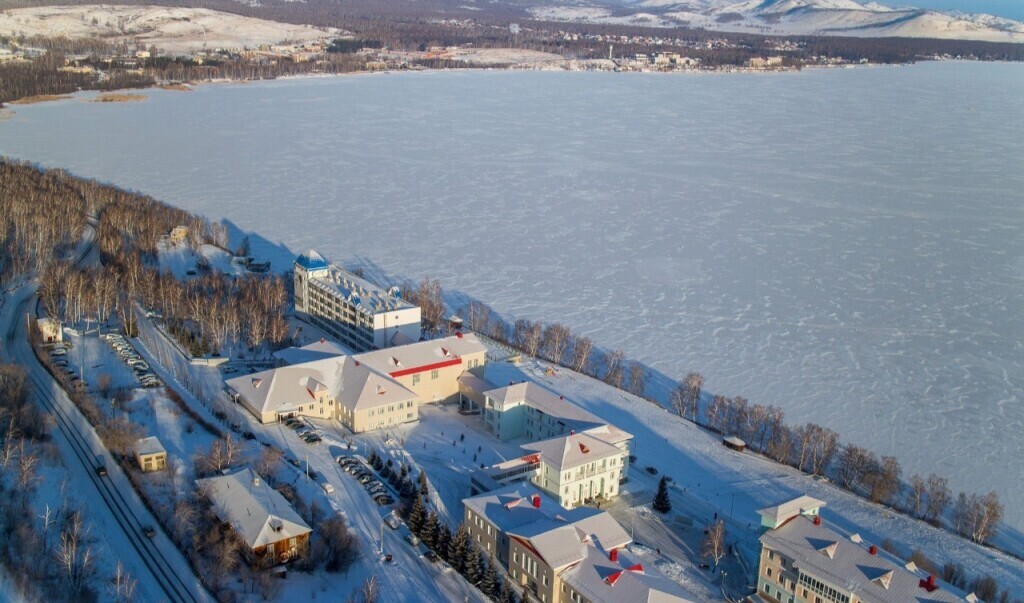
[559,395,564,400]
[609,549,618,562]
[869,545,877,555]
[532,495,541,509]
[813,516,821,526]
[919,575,938,592]
[570,429,575,436]
[320,338,325,344]
[456,332,463,339]
[354,360,360,367]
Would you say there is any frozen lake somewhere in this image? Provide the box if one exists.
[2,62,1022,529]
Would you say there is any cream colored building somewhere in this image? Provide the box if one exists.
[757,496,969,603]
[293,251,421,352]
[354,332,488,404]
[135,436,167,472]
[225,356,418,432]
[523,432,628,508]
[36,317,63,343]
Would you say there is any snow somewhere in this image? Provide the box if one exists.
[2,65,1021,536]
[0,6,338,54]
[158,241,246,279]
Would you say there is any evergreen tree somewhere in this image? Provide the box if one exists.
[447,525,469,572]
[418,471,429,497]
[480,552,497,595]
[463,542,482,585]
[653,476,672,513]
[400,463,409,479]
[499,580,515,603]
[407,495,426,535]
[381,464,392,480]
[422,512,440,550]
[400,478,416,500]
[372,453,384,471]
[367,448,377,465]
[436,524,453,560]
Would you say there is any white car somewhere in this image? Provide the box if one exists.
[321,482,335,494]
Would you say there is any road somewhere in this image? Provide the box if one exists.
[0,223,212,603]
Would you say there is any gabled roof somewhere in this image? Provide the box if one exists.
[196,468,311,549]
[226,356,417,417]
[483,382,610,434]
[355,333,487,378]
[760,515,967,603]
[521,432,624,472]
[272,339,348,365]
[561,546,699,603]
[757,495,826,525]
[135,436,165,456]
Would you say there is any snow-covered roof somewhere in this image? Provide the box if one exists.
[355,332,487,377]
[196,468,311,550]
[272,339,348,365]
[457,371,495,395]
[757,495,826,525]
[305,263,415,315]
[483,382,610,433]
[295,249,329,270]
[135,436,165,457]
[561,545,699,603]
[226,356,417,417]
[521,432,625,472]
[760,514,966,603]
[463,483,629,566]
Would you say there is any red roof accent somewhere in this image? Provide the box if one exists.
[389,357,462,378]
[456,332,463,338]
[519,454,541,465]
[920,575,938,592]
[627,563,644,573]
[605,570,624,586]
[307,388,316,399]
[579,443,590,454]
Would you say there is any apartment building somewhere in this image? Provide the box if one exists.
[354,332,488,404]
[225,356,418,432]
[522,432,627,508]
[757,496,971,603]
[293,250,421,352]
[463,484,697,603]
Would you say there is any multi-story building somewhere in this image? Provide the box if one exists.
[226,355,418,431]
[522,432,627,508]
[757,496,970,603]
[293,250,421,352]
[354,332,488,404]
[478,382,632,505]
[463,484,697,603]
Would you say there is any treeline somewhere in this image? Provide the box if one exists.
[0,160,291,357]
[0,51,153,106]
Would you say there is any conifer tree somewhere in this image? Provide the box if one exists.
[480,553,497,595]
[499,580,516,603]
[422,512,440,550]
[436,524,453,560]
[464,542,482,585]
[367,448,377,465]
[418,471,429,496]
[448,525,470,573]
[653,476,672,513]
[407,495,426,534]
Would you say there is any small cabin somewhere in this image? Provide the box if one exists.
[723,436,746,452]
[135,436,167,472]
[36,317,63,343]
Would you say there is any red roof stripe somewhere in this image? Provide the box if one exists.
[389,357,462,378]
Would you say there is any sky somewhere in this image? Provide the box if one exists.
[880,0,1024,19]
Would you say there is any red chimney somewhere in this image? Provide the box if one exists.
[559,395,564,400]
[813,516,821,526]
[532,495,541,509]
[609,549,618,562]
[354,360,360,367]
[869,545,877,555]
[456,332,463,339]
[320,338,325,343]
[919,575,938,592]
[570,429,575,436]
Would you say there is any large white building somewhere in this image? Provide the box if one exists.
[476,382,633,507]
[293,250,421,352]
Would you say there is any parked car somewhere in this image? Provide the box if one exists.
[302,434,322,444]
[358,474,374,484]
[384,513,400,530]
[424,550,439,563]
[307,470,319,480]
[405,533,420,547]
[321,482,335,494]
[53,359,68,367]
[287,457,301,468]
[95,457,108,477]
[142,525,156,539]
[374,495,394,506]
[50,348,67,356]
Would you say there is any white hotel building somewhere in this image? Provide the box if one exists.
[293,251,421,352]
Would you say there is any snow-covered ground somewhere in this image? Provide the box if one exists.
[0,6,338,54]
[157,241,247,280]
[1,64,1020,533]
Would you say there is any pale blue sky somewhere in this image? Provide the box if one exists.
[881,0,1024,20]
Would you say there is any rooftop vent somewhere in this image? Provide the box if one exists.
[532,495,541,509]
[813,516,822,526]
[869,545,877,555]
[609,549,618,562]
[919,575,938,593]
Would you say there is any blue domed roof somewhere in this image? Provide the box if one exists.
[296,250,329,270]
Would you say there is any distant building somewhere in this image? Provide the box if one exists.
[196,468,311,564]
[293,250,421,351]
[272,339,349,366]
[135,436,167,472]
[168,225,189,244]
[354,332,487,404]
[35,317,62,343]
[757,496,970,603]
[522,431,628,508]
[463,484,697,603]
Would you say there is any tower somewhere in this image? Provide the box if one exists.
[293,250,329,314]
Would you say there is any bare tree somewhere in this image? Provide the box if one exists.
[864,455,901,505]
[705,395,728,433]
[626,362,646,398]
[907,474,927,518]
[360,575,380,603]
[512,319,543,356]
[701,520,727,570]
[541,323,571,364]
[111,560,138,603]
[603,349,625,388]
[924,474,950,524]
[952,491,1003,544]
[57,510,97,598]
[570,334,593,374]
[837,444,875,491]
[683,372,703,422]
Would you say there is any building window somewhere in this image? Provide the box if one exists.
[412,373,420,385]
[431,369,439,379]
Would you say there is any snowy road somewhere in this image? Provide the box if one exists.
[0,227,212,603]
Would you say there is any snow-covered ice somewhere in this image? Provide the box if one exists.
[0,62,1021,532]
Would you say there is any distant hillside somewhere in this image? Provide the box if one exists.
[529,0,1024,42]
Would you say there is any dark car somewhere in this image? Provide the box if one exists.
[287,457,301,468]
[95,462,108,477]
[142,525,156,539]
[424,550,439,563]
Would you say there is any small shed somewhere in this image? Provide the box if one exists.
[168,225,189,245]
[36,317,63,343]
[723,436,746,452]
[135,436,167,472]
